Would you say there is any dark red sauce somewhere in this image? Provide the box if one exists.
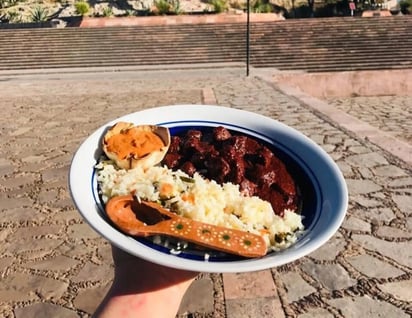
[161,126,298,217]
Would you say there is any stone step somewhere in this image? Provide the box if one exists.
[0,20,407,41]
[0,19,406,38]
[2,44,408,61]
[0,16,411,72]
[2,30,407,47]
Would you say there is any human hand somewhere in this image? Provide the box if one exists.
[111,245,199,294]
[93,245,198,318]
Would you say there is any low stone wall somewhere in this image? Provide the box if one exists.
[78,13,284,27]
[272,69,412,97]
[0,21,53,29]
[0,13,284,29]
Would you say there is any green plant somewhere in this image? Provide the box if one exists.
[125,9,135,16]
[252,0,273,12]
[0,0,18,9]
[75,1,89,16]
[29,6,49,22]
[399,0,411,13]
[154,0,171,14]
[6,9,22,22]
[170,0,182,14]
[210,0,228,13]
[102,6,113,17]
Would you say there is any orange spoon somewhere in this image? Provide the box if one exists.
[105,194,267,258]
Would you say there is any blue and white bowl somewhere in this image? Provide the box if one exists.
[69,105,348,273]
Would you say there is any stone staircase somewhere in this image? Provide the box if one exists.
[0,15,410,72]
[251,16,412,72]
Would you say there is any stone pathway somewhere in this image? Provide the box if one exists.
[0,67,411,318]
[327,96,412,145]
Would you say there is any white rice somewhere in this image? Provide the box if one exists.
[96,159,304,251]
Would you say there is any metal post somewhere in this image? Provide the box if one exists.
[246,0,250,76]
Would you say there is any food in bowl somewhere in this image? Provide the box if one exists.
[102,122,170,170]
[96,162,303,252]
[105,194,269,258]
[162,126,298,216]
[96,123,304,256]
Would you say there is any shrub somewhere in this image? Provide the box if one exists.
[102,6,113,17]
[0,0,18,9]
[75,1,90,16]
[6,10,22,23]
[170,0,182,14]
[399,0,411,13]
[124,9,135,16]
[29,6,49,22]
[154,0,171,14]
[210,0,228,13]
[252,0,273,13]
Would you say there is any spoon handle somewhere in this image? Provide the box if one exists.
[106,195,267,258]
[138,203,267,258]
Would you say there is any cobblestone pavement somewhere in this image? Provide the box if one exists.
[326,96,412,144]
[0,67,411,318]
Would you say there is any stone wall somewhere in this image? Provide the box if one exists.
[272,69,412,98]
